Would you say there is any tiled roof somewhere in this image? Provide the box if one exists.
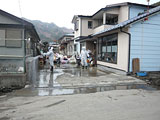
[93,6,160,36]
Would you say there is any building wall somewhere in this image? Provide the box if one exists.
[74,18,81,38]
[67,41,74,56]
[60,36,74,55]
[0,28,24,56]
[93,19,99,28]
[0,28,25,73]
[93,25,113,34]
[75,42,81,55]
[105,8,119,14]
[86,41,95,52]
[97,32,129,72]
[81,18,93,36]
[129,13,160,71]
[129,5,147,19]
[118,6,129,23]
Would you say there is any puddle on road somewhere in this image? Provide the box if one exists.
[6,64,159,97]
[9,83,158,97]
[63,67,107,77]
[32,69,64,88]
[37,84,158,96]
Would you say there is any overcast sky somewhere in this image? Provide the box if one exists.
[0,0,159,29]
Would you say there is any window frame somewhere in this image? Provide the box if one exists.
[5,29,23,48]
[0,29,6,47]
[74,20,79,31]
[88,21,93,29]
[106,15,118,25]
[98,33,118,64]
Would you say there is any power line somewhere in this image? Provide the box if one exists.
[18,0,22,17]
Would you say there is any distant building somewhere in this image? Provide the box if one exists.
[72,2,160,73]
[58,34,74,56]
[49,41,59,53]
[0,9,40,88]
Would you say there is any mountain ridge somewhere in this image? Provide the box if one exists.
[23,18,73,42]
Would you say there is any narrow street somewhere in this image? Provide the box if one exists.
[0,64,160,120]
[1,1,160,120]
[4,64,150,96]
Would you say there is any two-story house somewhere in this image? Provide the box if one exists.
[72,2,160,73]
[58,34,74,56]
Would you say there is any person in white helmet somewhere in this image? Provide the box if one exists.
[80,46,89,69]
[41,47,54,72]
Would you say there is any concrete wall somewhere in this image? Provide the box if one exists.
[129,13,160,72]
[0,56,39,90]
[97,31,129,72]
[0,73,26,89]
[0,58,24,73]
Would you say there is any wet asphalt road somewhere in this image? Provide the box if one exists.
[7,64,155,97]
[8,64,108,96]
[1,65,160,120]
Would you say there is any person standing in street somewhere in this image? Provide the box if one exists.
[41,47,54,72]
[80,46,89,69]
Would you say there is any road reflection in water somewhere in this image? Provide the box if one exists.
[7,64,157,97]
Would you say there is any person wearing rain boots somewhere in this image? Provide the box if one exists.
[41,47,54,72]
[80,46,89,69]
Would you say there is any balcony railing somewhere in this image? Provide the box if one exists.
[93,24,113,34]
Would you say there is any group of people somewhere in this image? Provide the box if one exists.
[41,46,90,72]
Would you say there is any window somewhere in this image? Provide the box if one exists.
[74,44,77,51]
[0,29,22,47]
[0,30,5,46]
[106,15,118,25]
[74,20,79,31]
[88,21,93,29]
[6,29,22,47]
[98,33,118,64]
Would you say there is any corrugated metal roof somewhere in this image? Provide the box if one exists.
[92,6,160,36]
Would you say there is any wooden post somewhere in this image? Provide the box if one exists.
[132,58,140,74]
